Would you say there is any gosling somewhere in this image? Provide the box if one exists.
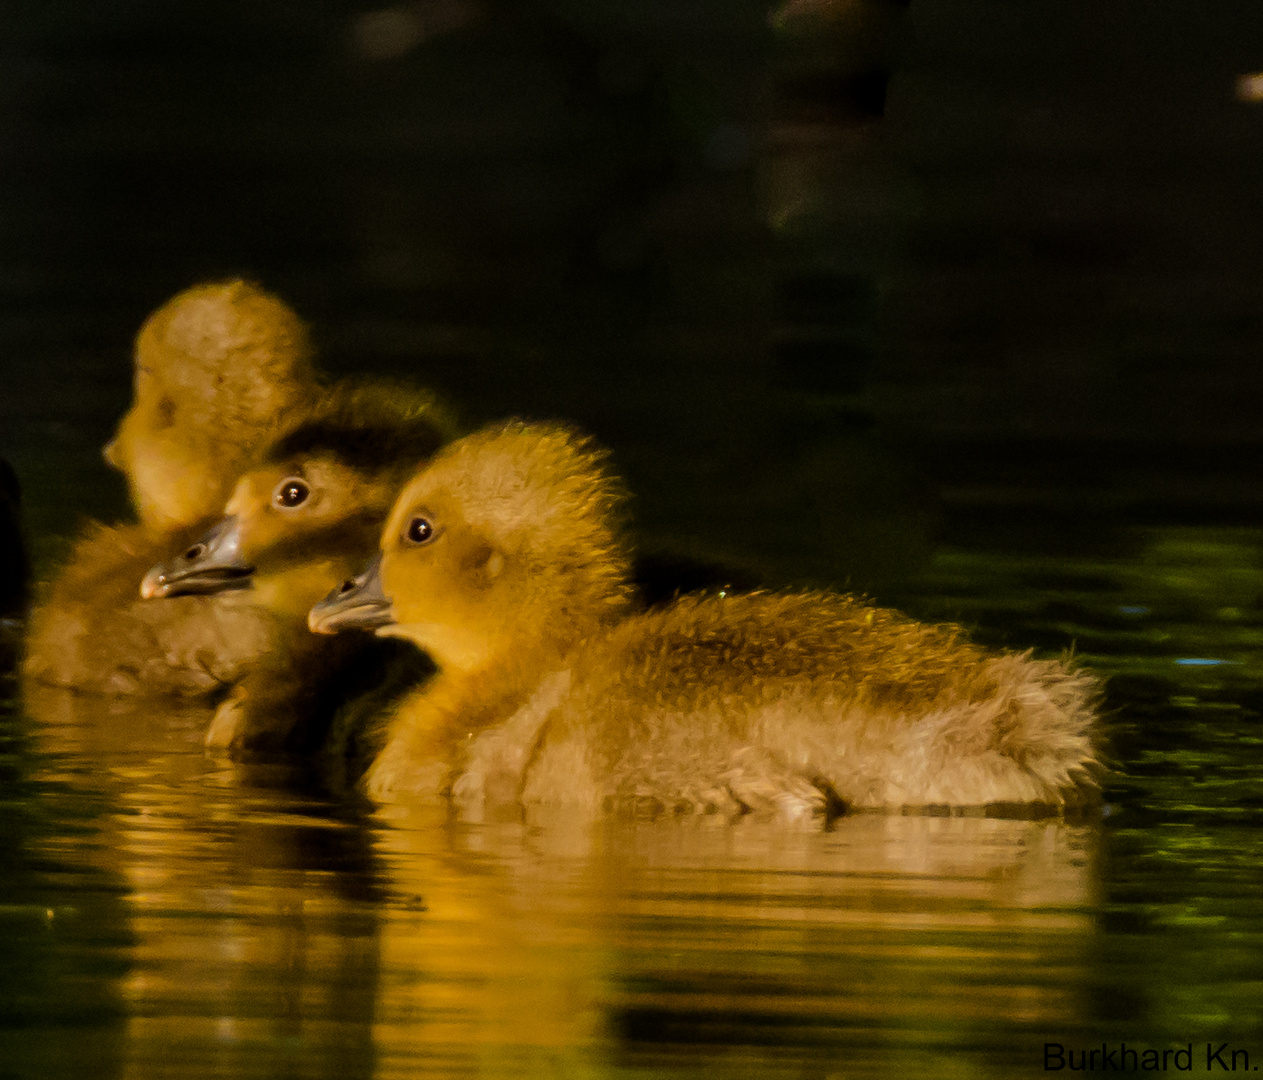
[23,280,318,694]
[310,421,1101,818]
[141,380,453,752]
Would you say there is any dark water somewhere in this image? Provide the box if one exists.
[4,2,1263,1077]
[4,526,1263,1079]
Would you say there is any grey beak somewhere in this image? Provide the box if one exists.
[140,516,255,599]
[308,554,395,635]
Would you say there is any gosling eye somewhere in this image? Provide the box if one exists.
[273,477,310,509]
[405,515,436,545]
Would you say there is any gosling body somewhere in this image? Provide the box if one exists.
[499,593,1096,816]
[312,423,1100,817]
[24,521,275,695]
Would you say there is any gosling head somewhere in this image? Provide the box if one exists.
[141,380,452,619]
[309,421,635,674]
[105,279,317,532]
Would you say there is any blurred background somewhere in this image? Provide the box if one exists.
[3,0,1263,592]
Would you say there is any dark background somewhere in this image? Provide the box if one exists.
[4,0,1263,592]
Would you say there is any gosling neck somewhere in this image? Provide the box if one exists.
[392,597,629,722]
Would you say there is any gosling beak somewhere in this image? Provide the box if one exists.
[140,516,255,599]
[308,554,394,635]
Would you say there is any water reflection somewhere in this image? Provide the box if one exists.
[0,680,128,1079]
[21,685,384,1080]
[7,523,1263,1076]
[8,678,1108,1079]
[363,805,1100,1079]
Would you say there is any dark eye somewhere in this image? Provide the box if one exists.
[273,477,309,509]
[406,516,434,544]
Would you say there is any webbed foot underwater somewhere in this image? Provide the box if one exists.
[312,421,1102,819]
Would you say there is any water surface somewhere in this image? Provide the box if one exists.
[5,521,1263,1078]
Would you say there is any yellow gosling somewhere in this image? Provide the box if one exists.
[140,380,453,751]
[310,422,1101,818]
[24,280,318,693]
[105,279,318,533]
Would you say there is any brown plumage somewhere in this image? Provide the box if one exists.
[312,421,1101,819]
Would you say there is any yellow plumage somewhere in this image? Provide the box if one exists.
[24,283,454,732]
[106,279,318,533]
[317,421,1100,818]
[24,280,316,693]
